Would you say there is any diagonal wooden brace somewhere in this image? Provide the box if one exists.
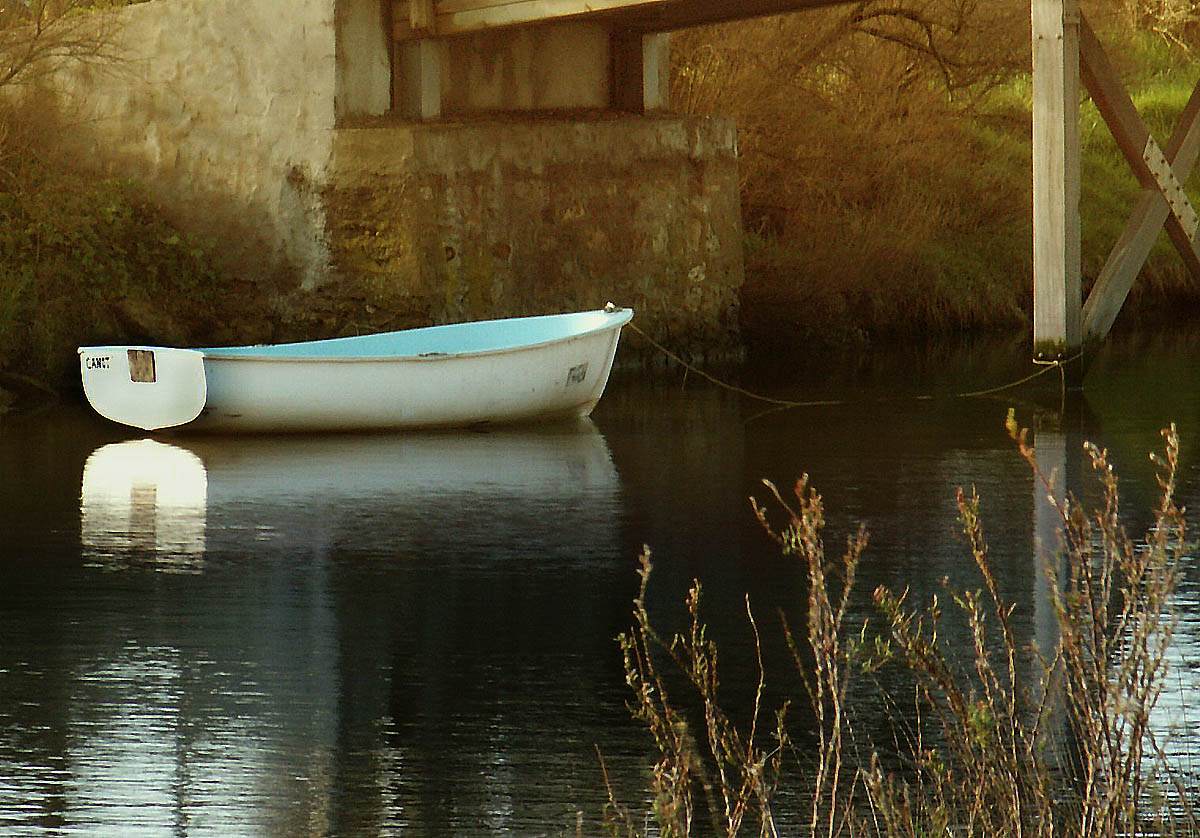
[1080,15,1200,339]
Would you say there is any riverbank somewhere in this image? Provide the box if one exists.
[679,18,1200,354]
[3,11,1200,404]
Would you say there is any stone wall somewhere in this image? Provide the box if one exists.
[327,115,744,353]
[44,0,745,353]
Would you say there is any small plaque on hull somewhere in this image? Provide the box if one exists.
[128,349,157,383]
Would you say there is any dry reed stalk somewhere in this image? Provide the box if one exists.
[608,548,787,837]
[754,476,866,838]
[609,417,1196,837]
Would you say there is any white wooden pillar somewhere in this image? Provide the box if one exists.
[396,1,442,119]
[612,32,670,113]
[397,39,442,119]
[1031,0,1082,360]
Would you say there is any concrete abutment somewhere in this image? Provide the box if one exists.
[47,0,744,355]
[328,116,743,349]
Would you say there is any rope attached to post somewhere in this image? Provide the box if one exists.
[625,321,1082,411]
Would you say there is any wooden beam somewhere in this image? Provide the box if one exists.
[410,0,435,32]
[1083,80,1200,340]
[394,0,661,39]
[1078,17,1200,276]
[612,31,669,112]
[397,39,443,119]
[391,0,855,39]
[1032,0,1082,358]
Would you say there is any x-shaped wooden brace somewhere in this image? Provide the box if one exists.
[1080,15,1200,341]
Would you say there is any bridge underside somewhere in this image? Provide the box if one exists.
[355,0,1196,361]
[376,0,857,120]
[392,0,851,40]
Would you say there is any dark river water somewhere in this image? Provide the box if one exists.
[2,329,1200,835]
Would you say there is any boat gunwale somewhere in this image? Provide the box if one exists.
[77,309,633,365]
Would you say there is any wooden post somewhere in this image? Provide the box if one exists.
[397,38,442,120]
[409,0,434,32]
[612,31,670,113]
[1031,0,1082,360]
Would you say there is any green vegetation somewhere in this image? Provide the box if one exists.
[0,97,256,407]
[606,417,1196,835]
[674,5,1200,353]
[0,1,253,405]
[0,105,228,386]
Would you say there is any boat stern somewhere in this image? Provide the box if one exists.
[78,346,208,431]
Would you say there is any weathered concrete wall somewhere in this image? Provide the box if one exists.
[326,115,744,353]
[52,0,340,289]
[43,1,744,352]
[336,0,392,119]
[441,23,611,114]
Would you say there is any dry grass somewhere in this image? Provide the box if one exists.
[672,4,1200,349]
[605,551,787,836]
[607,417,1196,836]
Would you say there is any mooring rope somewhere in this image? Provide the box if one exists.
[625,321,1083,411]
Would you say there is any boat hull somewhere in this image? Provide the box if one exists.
[196,325,623,432]
[79,308,632,433]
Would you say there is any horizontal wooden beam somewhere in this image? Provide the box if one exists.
[395,0,659,38]
[393,0,853,39]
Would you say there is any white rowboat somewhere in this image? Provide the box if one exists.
[78,306,634,432]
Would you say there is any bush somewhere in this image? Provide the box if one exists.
[0,99,245,388]
[0,3,255,391]
[672,6,1200,350]
[606,417,1196,836]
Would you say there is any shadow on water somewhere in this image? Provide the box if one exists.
[1,326,1200,832]
[1,418,644,834]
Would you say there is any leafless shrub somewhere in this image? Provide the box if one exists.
[1120,0,1200,51]
[604,548,787,837]
[0,0,123,93]
[609,418,1196,836]
[753,477,867,837]
[1011,415,1193,833]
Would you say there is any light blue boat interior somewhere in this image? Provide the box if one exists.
[200,309,632,360]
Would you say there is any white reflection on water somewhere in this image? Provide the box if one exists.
[1155,582,1200,787]
[60,421,621,834]
[79,422,617,563]
[81,440,208,570]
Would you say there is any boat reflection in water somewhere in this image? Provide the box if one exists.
[64,422,623,834]
[80,420,619,563]
[81,440,208,570]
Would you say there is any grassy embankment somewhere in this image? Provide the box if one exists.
[673,15,1200,353]
[0,1,259,408]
